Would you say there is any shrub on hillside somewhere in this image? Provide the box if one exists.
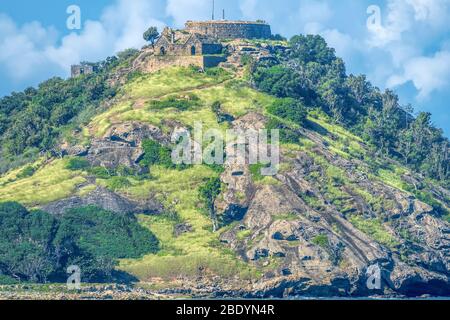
[106,176,131,191]
[149,95,200,111]
[140,139,174,169]
[65,157,90,171]
[16,165,36,179]
[267,98,307,125]
[205,67,228,77]
[266,118,299,144]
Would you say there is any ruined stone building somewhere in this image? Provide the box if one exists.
[155,27,223,56]
[72,20,274,77]
[154,20,272,57]
[139,20,273,73]
[71,63,98,78]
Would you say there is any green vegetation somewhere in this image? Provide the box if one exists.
[444,214,450,223]
[140,139,174,169]
[196,81,275,117]
[105,176,132,191]
[205,67,229,77]
[118,165,258,282]
[16,165,36,179]
[0,51,146,174]
[236,229,252,240]
[0,202,158,283]
[55,206,158,260]
[65,157,91,171]
[303,153,354,214]
[148,94,201,111]
[409,189,450,218]
[65,157,143,181]
[312,234,329,248]
[143,26,159,46]
[252,34,449,187]
[89,166,113,179]
[272,212,299,221]
[124,67,231,101]
[211,100,234,123]
[0,159,86,206]
[349,215,399,248]
[199,177,222,232]
[240,54,255,66]
[266,118,300,144]
[249,163,266,181]
[267,98,307,125]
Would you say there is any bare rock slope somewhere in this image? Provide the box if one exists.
[218,113,450,297]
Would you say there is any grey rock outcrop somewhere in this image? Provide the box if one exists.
[41,187,163,216]
[218,112,450,297]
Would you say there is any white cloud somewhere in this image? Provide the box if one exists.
[406,0,449,26]
[387,50,450,99]
[102,0,166,53]
[361,0,450,99]
[0,14,59,81]
[46,0,165,71]
[320,28,360,62]
[367,0,414,47]
[367,0,450,48]
[0,0,165,85]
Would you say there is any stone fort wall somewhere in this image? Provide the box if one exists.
[185,20,272,39]
[142,55,227,73]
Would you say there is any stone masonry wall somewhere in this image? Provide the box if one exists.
[141,55,226,73]
[203,55,227,68]
[185,21,272,39]
[142,55,205,73]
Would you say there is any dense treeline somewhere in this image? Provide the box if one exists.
[0,203,158,284]
[252,35,449,186]
[0,49,140,174]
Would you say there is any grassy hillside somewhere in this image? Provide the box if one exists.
[2,65,447,287]
[0,35,449,297]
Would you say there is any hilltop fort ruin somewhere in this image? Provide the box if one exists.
[71,63,98,77]
[72,19,276,77]
[137,20,274,74]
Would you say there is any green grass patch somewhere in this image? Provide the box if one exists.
[194,82,276,117]
[16,166,36,179]
[236,229,252,240]
[117,165,260,282]
[124,67,232,100]
[312,234,329,248]
[349,215,399,248]
[272,212,299,221]
[0,159,86,207]
[148,94,201,111]
[376,168,410,192]
[65,157,91,171]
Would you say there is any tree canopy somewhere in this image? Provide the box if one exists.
[0,203,159,284]
[251,34,449,186]
[143,26,160,46]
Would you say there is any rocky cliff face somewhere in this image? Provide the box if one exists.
[216,112,450,297]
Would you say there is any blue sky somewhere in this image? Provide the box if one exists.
[0,0,449,136]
